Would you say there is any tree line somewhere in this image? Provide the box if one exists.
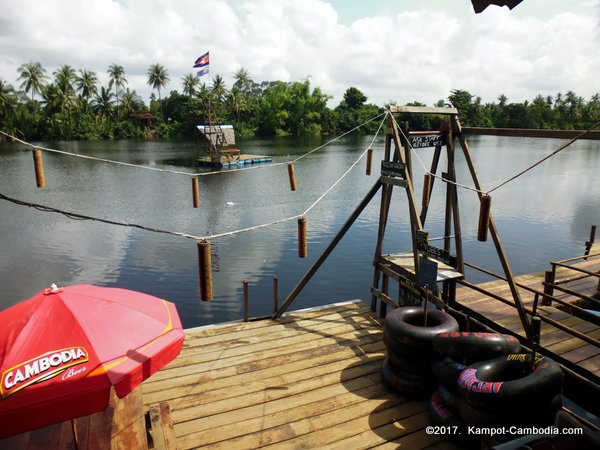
[1,61,599,141]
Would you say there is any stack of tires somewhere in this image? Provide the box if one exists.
[382,306,459,398]
[381,309,565,444]
[429,331,563,437]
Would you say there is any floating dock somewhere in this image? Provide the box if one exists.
[196,154,272,169]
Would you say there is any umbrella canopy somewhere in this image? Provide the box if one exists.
[0,284,184,438]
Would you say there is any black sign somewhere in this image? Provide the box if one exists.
[409,133,446,149]
[398,273,421,307]
[416,241,457,268]
[381,161,406,178]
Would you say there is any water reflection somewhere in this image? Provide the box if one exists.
[1,135,599,328]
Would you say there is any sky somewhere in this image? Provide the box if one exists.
[0,0,599,108]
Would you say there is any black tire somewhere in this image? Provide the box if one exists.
[437,382,461,414]
[383,330,434,361]
[430,356,466,393]
[429,390,465,428]
[387,347,432,378]
[381,358,434,398]
[433,331,522,360]
[457,353,563,412]
[384,307,459,350]
[458,394,562,428]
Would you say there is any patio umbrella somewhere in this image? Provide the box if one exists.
[0,284,184,438]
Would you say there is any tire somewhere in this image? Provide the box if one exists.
[430,356,466,393]
[429,390,465,428]
[458,394,562,428]
[384,307,459,350]
[433,331,522,360]
[387,347,432,378]
[383,330,434,361]
[381,358,434,398]
[457,353,563,412]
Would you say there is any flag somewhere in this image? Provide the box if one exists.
[194,52,209,68]
[196,67,209,78]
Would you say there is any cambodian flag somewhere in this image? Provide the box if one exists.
[194,52,209,68]
[196,67,209,78]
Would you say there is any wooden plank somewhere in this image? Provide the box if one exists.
[390,106,458,115]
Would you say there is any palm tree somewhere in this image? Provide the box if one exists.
[52,65,77,115]
[120,88,143,117]
[76,69,98,111]
[211,75,228,103]
[92,86,115,120]
[147,63,170,117]
[233,67,251,92]
[17,61,47,104]
[181,73,200,98]
[107,64,127,116]
[0,79,17,125]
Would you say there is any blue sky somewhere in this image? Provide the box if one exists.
[1,0,598,107]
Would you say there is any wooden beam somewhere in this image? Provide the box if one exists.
[389,105,458,115]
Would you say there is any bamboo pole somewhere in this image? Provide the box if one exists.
[477,194,492,242]
[243,280,249,322]
[297,217,307,258]
[197,240,213,301]
[274,180,383,318]
[33,148,46,188]
[192,176,200,208]
[288,163,297,191]
[366,148,373,175]
[273,275,279,314]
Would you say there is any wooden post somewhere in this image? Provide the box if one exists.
[243,280,249,322]
[287,163,297,191]
[273,276,279,314]
[542,269,555,306]
[192,177,200,208]
[298,217,307,258]
[421,174,432,212]
[33,148,46,188]
[197,240,213,301]
[585,225,596,258]
[366,148,373,175]
[477,194,492,242]
[530,316,542,371]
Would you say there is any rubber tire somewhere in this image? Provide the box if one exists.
[387,347,432,378]
[458,394,562,428]
[383,330,435,361]
[384,307,459,350]
[430,356,466,393]
[433,331,522,360]
[457,353,563,412]
[381,358,434,398]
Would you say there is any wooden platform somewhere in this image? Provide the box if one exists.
[141,301,458,450]
[196,154,272,168]
[455,256,600,380]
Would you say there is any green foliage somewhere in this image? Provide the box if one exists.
[3,61,600,143]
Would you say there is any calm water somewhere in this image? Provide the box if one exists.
[1,134,599,328]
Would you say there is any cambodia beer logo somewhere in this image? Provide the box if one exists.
[1,347,89,399]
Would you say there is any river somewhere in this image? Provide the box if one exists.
[1,133,599,328]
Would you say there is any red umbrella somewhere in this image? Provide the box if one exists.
[0,284,184,438]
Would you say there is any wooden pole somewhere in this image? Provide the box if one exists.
[287,163,297,191]
[477,194,492,242]
[33,148,46,188]
[274,180,383,318]
[419,144,442,225]
[197,240,213,301]
[421,174,432,212]
[366,148,373,175]
[243,280,249,322]
[297,217,307,258]
[273,275,279,314]
[453,114,532,341]
[192,177,200,208]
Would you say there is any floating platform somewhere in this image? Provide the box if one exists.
[196,154,272,169]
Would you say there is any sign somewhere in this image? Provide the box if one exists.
[418,256,439,296]
[409,133,446,149]
[398,273,421,307]
[416,240,457,268]
[380,161,405,178]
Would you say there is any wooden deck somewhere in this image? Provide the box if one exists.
[455,255,600,380]
[141,300,457,450]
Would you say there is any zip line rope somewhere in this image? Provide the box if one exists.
[0,111,386,179]
[0,113,388,241]
[391,112,600,196]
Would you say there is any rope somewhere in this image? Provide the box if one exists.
[0,112,385,179]
[390,113,600,196]
[0,115,387,241]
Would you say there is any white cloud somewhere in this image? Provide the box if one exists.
[1,0,599,107]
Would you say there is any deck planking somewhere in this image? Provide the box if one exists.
[141,301,458,450]
[455,256,600,378]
